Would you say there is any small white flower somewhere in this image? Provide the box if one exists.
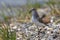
[12,26,17,30]
[10,29,14,32]
[50,16,55,23]
[47,31,50,34]
[17,28,20,31]
[17,38,20,40]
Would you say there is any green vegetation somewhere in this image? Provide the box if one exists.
[0,2,42,40]
[0,24,16,40]
[46,0,60,16]
[0,0,60,40]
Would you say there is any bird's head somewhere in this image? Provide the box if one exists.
[29,8,36,13]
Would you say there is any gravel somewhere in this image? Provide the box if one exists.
[9,22,60,40]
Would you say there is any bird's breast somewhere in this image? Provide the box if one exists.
[31,16,35,22]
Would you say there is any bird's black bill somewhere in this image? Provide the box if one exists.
[29,8,36,13]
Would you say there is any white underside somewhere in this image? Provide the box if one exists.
[31,16,46,26]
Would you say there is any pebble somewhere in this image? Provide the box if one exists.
[9,22,60,40]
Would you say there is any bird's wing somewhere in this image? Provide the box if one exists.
[34,18,46,27]
[35,17,46,26]
[37,8,51,18]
